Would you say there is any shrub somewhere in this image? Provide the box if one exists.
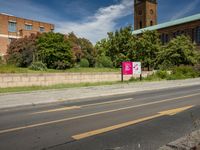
[145,73,162,81]
[167,66,200,80]
[79,59,89,68]
[53,60,72,70]
[96,56,113,68]
[129,77,140,82]
[0,55,3,65]
[156,70,170,79]
[29,62,47,71]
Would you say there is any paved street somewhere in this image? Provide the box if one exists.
[0,85,200,150]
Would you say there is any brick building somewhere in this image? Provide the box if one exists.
[0,13,54,56]
[133,0,200,48]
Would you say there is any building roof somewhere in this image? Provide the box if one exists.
[0,13,54,27]
[132,13,200,35]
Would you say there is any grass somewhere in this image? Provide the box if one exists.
[0,65,120,74]
[0,81,123,94]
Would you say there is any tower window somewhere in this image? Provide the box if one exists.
[150,9,154,15]
[138,10,142,15]
[150,21,153,26]
[139,21,142,29]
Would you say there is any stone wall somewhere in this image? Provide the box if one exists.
[0,71,153,88]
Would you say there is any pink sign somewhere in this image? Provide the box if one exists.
[122,62,133,75]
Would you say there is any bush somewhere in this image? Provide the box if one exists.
[80,59,89,68]
[29,62,47,71]
[53,60,72,70]
[0,55,3,65]
[96,56,113,68]
[145,73,162,81]
[129,77,140,82]
[167,66,200,80]
[156,70,170,79]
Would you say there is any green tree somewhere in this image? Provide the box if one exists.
[68,32,83,63]
[36,32,74,69]
[156,35,199,69]
[68,32,97,67]
[95,39,108,58]
[79,38,97,67]
[97,25,137,67]
[136,30,161,70]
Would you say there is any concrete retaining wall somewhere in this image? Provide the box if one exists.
[0,71,153,88]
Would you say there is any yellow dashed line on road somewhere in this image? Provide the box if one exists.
[72,105,194,140]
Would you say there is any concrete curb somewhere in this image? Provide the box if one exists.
[0,78,200,109]
[159,130,200,150]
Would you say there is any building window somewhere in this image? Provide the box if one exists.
[165,34,169,43]
[159,35,161,41]
[197,27,200,44]
[192,29,195,42]
[177,30,180,36]
[181,30,185,35]
[8,21,16,32]
[25,24,33,30]
[161,33,165,44]
[173,32,176,38]
[8,38,15,43]
[40,27,45,32]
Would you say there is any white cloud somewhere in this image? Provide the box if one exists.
[0,0,57,23]
[171,0,199,20]
[1,0,134,44]
[56,0,133,44]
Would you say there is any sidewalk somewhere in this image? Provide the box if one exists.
[159,129,200,150]
[0,78,200,109]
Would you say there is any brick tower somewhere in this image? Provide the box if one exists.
[134,0,157,30]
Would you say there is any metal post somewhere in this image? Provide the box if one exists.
[140,74,142,81]
[121,62,124,82]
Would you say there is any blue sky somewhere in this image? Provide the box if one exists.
[0,0,200,43]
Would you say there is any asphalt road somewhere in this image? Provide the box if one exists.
[0,85,200,150]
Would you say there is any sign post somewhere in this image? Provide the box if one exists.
[121,62,123,82]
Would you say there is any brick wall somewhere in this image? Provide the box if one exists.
[158,19,200,46]
[0,72,153,88]
[0,37,8,55]
[134,0,157,30]
[0,13,54,56]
